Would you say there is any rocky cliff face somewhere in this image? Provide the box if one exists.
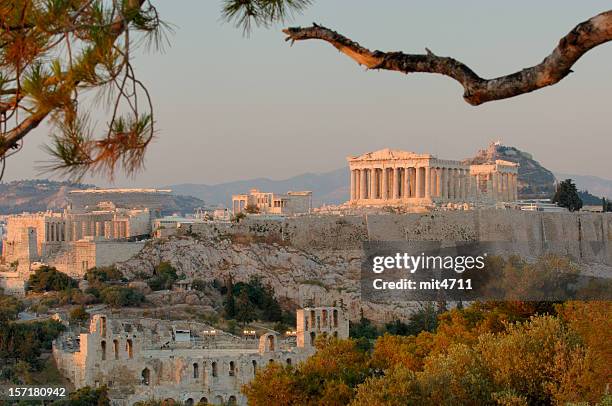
[118,211,612,322]
[464,142,556,198]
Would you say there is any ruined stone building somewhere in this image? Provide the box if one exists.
[53,307,349,405]
[0,188,178,280]
[1,203,149,278]
[348,149,519,207]
[232,189,312,216]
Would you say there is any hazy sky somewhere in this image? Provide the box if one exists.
[5,1,612,187]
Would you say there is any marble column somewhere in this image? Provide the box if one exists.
[368,168,375,199]
[505,173,509,201]
[393,168,400,199]
[360,169,367,200]
[459,169,464,200]
[415,167,422,198]
[350,170,356,201]
[440,168,447,200]
[382,168,388,200]
[403,168,410,199]
[448,169,454,200]
[459,169,466,200]
[492,173,498,201]
[424,166,431,198]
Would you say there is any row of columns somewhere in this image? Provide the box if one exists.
[45,222,66,242]
[350,166,474,201]
[490,172,518,202]
[47,220,129,242]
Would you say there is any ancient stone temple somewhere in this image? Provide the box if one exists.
[348,149,518,206]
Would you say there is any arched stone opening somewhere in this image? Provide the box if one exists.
[126,339,133,358]
[141,368,150,385]
[113,339,119,359]
[193,362,199,379]
[267,335,275,352]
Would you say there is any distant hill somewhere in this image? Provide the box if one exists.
[165,168,350,207]
[464,143,556,199]
[0,179,204,215]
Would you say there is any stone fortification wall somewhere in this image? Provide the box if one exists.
[188,211,611,265]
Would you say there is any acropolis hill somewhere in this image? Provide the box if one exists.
[119,210,612,322]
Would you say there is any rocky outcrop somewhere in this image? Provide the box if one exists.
[464,142,555,198]
[118,211,612,322]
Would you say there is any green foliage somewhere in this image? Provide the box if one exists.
[552,179,583,212]
[0,291,24,322]
[53,385,110,406]
[603,197,612,212]
[222,276,285,323]
[0,319,65,376]
[99,286,144,307]
[350,309,379,341]
[28,266,78,292]
[222,0,311,33]
[85,266,124,285]
[146,261,178,291]
[235,289,256,326]
[384,302,438,336]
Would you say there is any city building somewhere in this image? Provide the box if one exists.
[53,306,348,405]
[232,189,312,216]
[348,148,519,207]
[516,199,568,212]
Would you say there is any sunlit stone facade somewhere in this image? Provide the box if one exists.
[348,149,518,206]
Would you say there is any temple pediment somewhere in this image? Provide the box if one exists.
[347,148,432,162]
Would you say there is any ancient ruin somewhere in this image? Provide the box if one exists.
[348,148,518,207]
[53,307,348,405]
[232,189,312,216]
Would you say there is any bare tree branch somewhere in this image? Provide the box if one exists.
[282,10,612,105]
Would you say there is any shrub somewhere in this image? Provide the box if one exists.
[99,286,144,307]
[146,262,178,291]
[28,266,78,292]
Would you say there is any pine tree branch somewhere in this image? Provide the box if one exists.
[282,10,612,105]
[0,0,146,159]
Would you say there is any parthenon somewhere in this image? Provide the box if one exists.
[348,149,518,206]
